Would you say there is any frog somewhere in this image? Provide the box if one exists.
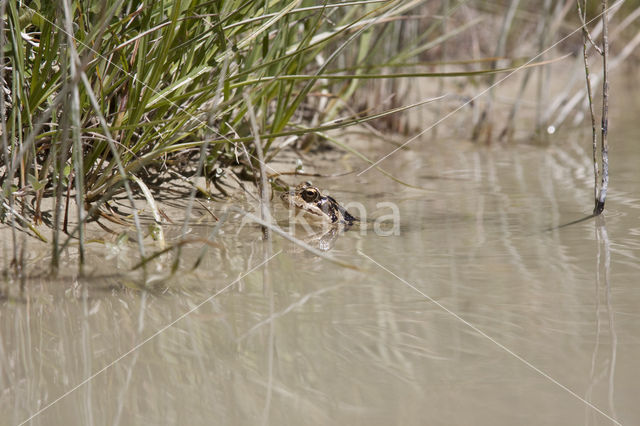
[280,181,358,226]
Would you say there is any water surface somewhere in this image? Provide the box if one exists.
[2,117,639,425]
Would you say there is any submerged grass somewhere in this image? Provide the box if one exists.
[0,0,638,275]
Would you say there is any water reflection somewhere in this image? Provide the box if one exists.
[585,218,618,426]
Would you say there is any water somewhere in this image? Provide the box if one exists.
[2,117,640,425]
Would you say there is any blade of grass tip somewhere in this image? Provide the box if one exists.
[231,208,361,271]
[79,72,147,260]
[243,92,271,240]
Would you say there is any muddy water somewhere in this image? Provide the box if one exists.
[2,118,640,425]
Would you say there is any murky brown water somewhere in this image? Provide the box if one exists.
[2,110,640,425]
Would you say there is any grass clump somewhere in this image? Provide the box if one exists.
[1,0,441,266]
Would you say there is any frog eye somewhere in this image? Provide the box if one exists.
[301,188,318,202]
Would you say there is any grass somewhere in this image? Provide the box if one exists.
[1,1,428,266]
[1,0,639,275]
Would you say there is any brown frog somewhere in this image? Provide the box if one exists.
[280,182,358,226]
